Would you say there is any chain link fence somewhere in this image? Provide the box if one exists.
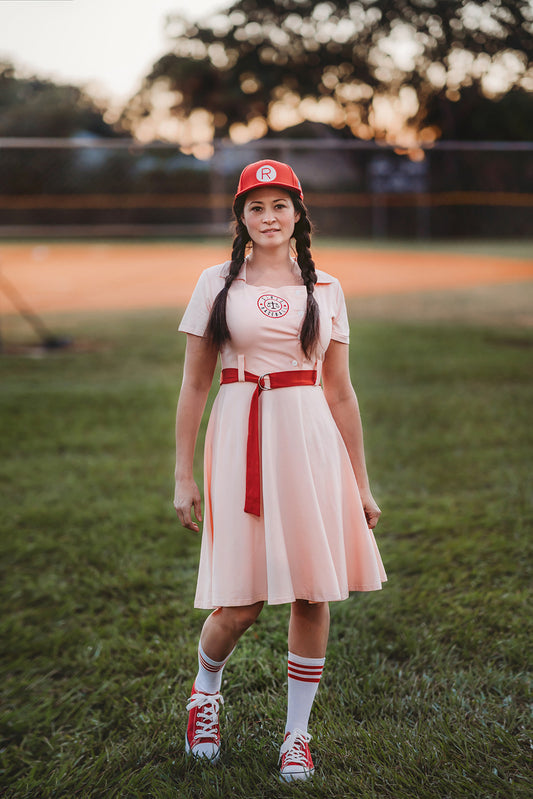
[0,138,531,238]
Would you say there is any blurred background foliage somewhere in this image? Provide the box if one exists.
[1,0,532,143]
[1,1,531,238]
[120,0,533,143]
[0,64,120,139]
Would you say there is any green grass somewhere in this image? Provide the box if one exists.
[1,308,531,798]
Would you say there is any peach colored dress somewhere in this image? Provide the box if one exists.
[179,261,387,608]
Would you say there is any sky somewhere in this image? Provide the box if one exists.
[0,0,230,104]
[1,0,527,149]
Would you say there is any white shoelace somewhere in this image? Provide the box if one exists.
[186,692,224,742]
[279,728,312,766]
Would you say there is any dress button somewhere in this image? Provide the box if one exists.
[291,359,298,367]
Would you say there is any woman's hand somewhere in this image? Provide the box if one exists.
[359,490,381,530]
[174,478,203,532]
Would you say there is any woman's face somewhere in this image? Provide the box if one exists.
[241,187,300,249]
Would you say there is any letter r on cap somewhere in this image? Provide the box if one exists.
[257,165,277,182]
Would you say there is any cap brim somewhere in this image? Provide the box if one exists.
[235,183,303,200]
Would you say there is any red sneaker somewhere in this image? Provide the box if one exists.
[279,728,315,782]
[185,681,224,763]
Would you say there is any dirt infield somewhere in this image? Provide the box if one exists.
[0,241,532,316]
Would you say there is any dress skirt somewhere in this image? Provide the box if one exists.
[194,381,387,608]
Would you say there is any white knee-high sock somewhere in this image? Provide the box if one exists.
[285,651,325,735]
[194,641,232,694]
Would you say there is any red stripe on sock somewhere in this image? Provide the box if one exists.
[288,669,323,679]
[199,652,224,673]
[287,660,324,683]
[288,661,323,674]
[288,663,323,673]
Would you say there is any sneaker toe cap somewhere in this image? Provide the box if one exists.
[191,741,220,761]
[280,765,314,782]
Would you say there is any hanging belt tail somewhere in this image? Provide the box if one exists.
[220,368,318,516]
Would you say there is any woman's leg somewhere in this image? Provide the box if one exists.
[286,600,329,731]
[288,599,330,658]
[201,601,264,661]
[186,602,264,762]
[280,601,330,781]
[193,602,264,693]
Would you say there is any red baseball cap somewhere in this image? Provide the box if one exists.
[235,159,303,200]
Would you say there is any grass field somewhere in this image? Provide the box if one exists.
[1,295,532,797]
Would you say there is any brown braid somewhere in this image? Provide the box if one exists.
[292,196,320,359]
[205,201,249,349]
[205,191,320,359]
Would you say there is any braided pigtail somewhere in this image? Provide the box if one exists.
[205,202,250,349]
[292,197,320,360]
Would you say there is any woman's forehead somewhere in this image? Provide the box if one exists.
[243,187,293,205]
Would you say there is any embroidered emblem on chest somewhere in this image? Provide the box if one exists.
[257,294,289,318]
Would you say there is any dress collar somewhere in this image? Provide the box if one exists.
[225,258,335,285]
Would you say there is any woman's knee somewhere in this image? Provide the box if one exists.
[218,601,264,635]
[291,599,329,617]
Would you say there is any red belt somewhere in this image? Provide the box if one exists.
[220,367,318,516]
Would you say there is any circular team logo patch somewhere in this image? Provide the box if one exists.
[257,294,289,318]
[256,164,277,183]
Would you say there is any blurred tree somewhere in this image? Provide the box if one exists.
[0,62,119,137]
[423,85,533,140]
[120,0,533,142]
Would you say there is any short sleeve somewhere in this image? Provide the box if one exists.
[331,280,350,344]
[178,268,217,337]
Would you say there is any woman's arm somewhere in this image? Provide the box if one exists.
[322,339,381,529]
[174,333,218,531]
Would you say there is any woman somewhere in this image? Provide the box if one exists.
[174,159,386,782]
